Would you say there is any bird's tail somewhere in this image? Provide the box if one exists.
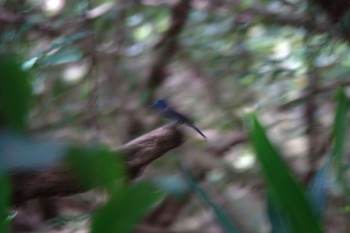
[187,123,207,139]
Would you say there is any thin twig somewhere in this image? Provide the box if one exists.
[279,80,350,110]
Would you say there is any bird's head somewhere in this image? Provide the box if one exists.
[149,99,168,109]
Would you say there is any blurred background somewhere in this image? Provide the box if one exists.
[1,0,350,232]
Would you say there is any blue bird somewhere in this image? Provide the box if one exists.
[149,99,207,139]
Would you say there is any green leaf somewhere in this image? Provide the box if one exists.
[153,175,189,198]
[0,56,32,131]
[65,146,125,192]
[0,175,10,233]
[23,31,93,69]
[0,132,67,172]
[178,161,243,233]
[308,158,330,219]
[22,56,40,70]
[266,194,292,233]
[47,31,94,53]
[91,182,163,233]
[332,89,349,186]
[42,48,83,66]
[248,115,323,233]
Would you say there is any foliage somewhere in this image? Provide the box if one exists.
[248,115,323,233]
[332,89,349,189]
[0,57,32,132]
[0,175,10,233]
[65,146,125,192]
[91,182,162,233]
[248,89,349,232]
[0,56,163,233]
[179,161,243,233]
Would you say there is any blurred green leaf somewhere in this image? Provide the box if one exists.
[0,175,10,233]
[308,158,330,219]
[339,11,350,34]
[178,161,243,233]
[153,175,189,198]
[46,213,90,228]
[332,89,349,186]
[65,146,125,192]
[0,132,67,172]
[240,0,255,9]
[0,132,125,191]
[22,56,40,70]
[23,31,93,69]
[5,211,17,222]
[42,48,83,66]
[271,159,335,233]
[133,24,153,41]
[91,182,163,233]
[139,90,150,104]
[248,115,323,233]
[48,31,94,52]
[0,56,32,131]
[267,194,292,233]
[309,92,347,218]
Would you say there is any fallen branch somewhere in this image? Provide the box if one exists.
[11,124,184,205]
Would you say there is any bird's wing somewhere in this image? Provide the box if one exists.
[162,107,190,123]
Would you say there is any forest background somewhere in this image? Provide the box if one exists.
[1,0,350,232]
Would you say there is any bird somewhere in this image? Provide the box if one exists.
[149,99,207,139]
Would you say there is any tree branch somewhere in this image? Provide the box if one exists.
[238,5,333,34]
[279,79,350,110]
[11,124,184,205]
[0,9,61,37]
